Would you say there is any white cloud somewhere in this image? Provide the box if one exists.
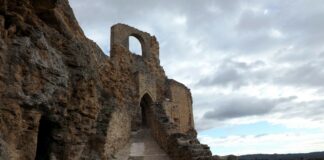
[199,131,324,155]
[173,15,187,25]
[269,28,284,38]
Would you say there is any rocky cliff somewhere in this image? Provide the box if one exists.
[0,0,110,159]
[0,0,216,159]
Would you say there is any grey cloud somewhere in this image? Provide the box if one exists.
[203,96,295,120]
[195,119,225,131]
[274,56,324,87]
[70,0,324,56]
[197,51,324,89]
[274,99,324,121]
[197,59,267,88]
[230,0,324,54]
[236,10,272,32]
[274,49,319,63]
[199,68,244,88]
[194,93,324,131]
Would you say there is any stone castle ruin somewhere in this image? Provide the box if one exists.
[110,24,194,133]
[0,0,217,159]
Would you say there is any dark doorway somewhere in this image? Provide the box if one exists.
[140,93,153,127]
[35,116,55,160]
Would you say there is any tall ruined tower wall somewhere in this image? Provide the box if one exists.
[108,23,194,134]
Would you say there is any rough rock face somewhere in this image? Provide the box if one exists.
[0,0,108,159]
[0,0,217,159]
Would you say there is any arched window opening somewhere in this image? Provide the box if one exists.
[35,116,56,160]
[140,93,153,127]
[129,36,143,55]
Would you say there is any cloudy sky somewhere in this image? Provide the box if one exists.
[70,0,324,156]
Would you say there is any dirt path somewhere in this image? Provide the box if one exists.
[115,128,170,160]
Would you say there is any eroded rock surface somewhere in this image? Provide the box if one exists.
[0,0,217,159]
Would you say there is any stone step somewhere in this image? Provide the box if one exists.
[129,155,170,160]
[115,128,171,160]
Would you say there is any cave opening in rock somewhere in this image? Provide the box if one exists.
[140,93,153,127]
[35,116,55,160]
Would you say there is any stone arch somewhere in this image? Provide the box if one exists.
[110,23,153,59]
[140,90,155,102]
[140,93,153,127]
[129,33,145,55]
[128,35,143,55]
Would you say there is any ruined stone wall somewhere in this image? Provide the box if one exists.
[147,103,216,160]
[109,23,167,132]
[110,23,159,63]
[98,45,141,158]
[103,107,131,158]
[0,0,216,159]
[165,79,195,133]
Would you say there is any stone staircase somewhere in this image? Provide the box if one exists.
[115,128,171,160]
